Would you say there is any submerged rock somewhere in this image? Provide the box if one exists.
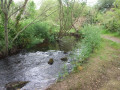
[5,81,29,90]
[63,51,68,54]
[61,57,68,61]
[48,58,54,65]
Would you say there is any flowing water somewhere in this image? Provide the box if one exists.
[0,36,78,90]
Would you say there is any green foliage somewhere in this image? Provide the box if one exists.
[97,0,115,11]
[81,25,101,51]
[0,29,4,51]
[0,18,56,50]
[0,15,5,51]
[26,0,36,18]
[58,64,69,81]
[72,25,101,70]
[58,25,102,78]
[96,0,120,34]
[16,19,56,48]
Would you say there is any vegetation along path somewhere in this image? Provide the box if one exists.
[103,35,120,43]
[47,36,120,90]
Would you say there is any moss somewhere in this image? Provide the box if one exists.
[61,57,68,61]
[48,58,54,65]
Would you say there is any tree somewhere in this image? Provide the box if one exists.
[0,0,58,56]
[25,0,36,18]
[97,0,115,11]
[58,0,87,38]
[0,0,28,56]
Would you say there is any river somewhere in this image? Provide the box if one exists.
[0,36,77,90]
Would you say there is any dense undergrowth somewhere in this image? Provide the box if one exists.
[0,20,57,55]
[73,25,101,70]
[19,20,57,48]
[96,0,120,35]
[58,25,102,80]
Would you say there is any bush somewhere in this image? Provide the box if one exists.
[72,25,101,69]
[15,19,56,48]
[97,9,120,34]
[0,22,5,51]
[58,25,102,78]
[0,18,57,53]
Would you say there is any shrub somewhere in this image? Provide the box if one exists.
[98,9,120,34]
[15,19,56,48]
[58,25,102,78]
[0,22,5,51]
[72,25,101,69]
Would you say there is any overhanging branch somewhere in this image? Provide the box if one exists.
[12,9,58,43]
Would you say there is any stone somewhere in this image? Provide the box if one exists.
[64,51,67,54]
[5,81,29,90]
[48,58,54,65]
[61,57,68,61]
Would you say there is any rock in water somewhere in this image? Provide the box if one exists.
[5,81,29,90]
[61,57,68,61]
[64,51,67,54]
[48,58,54,65]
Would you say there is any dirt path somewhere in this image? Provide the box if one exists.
[102,35,120,43]
[46,36,120,90]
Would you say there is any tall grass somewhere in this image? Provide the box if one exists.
[72,25,102,70]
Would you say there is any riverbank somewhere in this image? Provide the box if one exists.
[0,39,53,60]
[47,37,120,90]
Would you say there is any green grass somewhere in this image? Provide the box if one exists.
[90,38,120,61]
[102,29,120,38]
[109,41,120,49]
[103,39,120,49]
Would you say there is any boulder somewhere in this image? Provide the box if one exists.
[5,81,29,90]
[48,58,54,65]
[63,51,67,54]
[61,57,68,61]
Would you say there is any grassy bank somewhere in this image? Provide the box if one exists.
[57,25,102,81]
[47,37,120,90]
[102,29,120,38]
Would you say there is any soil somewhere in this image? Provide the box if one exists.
[46,36,120,90]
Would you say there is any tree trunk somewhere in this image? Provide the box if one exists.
[4,14,9,56]
[58,0,63,39]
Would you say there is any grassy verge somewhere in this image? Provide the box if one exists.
[72,25,102,71]
[102,29,120,38]
[47,38,120,90]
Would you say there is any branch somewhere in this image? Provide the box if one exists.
[4,0,7,5]
[8,0,28,19]
[12,9,58,43]
[1,0,4,11]
[8,6,23,19]
[15,0,29,27]
[34,9,58,24]
[1,0,3,8]
[7,0,13,10]
[0,0,7,14]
